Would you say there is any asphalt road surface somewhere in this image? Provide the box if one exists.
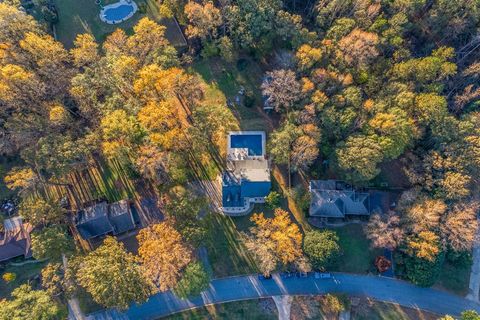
[86,272,480,320]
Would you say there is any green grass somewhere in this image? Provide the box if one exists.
[204,214,257,277]
[163,298,277,320]
[52,0,185,48]
[191,58,267,131]
[0,261,47,298]
[436,260,471,295]
[332,224,382,274]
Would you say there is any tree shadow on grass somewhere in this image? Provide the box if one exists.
[204,212,258,278]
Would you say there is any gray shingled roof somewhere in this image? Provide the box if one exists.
[309,181,370,218]
[108,200,135,235]
[76,202,113,239]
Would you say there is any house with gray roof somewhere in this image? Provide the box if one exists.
[76,201,113,240]
[221,131,271,215]
[309,180,373,219]
[75,200,137,242]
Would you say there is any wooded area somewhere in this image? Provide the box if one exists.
[1,0,480,318]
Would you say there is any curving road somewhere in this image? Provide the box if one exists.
[86,273,480,320]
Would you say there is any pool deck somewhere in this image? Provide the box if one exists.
[99,0,138,25]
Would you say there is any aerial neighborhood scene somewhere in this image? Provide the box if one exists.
[2,0,480,319]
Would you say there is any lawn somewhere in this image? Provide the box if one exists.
[163,298,277,320]
[0,261,47,298]
[204,213,257,277]
[332,224,382,274]
[191,57,270,131]
[52,0,185,48]
[43,157,137,208]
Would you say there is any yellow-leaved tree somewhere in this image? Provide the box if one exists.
[243,208,307,276]
[137,223,192,292]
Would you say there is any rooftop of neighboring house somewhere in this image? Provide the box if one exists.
[0,216,32,262]
[309,180,372,218]
[75,200,136,240]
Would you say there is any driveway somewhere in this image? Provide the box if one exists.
[86,273,480,320]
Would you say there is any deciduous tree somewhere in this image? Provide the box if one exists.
[76,237,151,309]
[303,230,341,270]
[31,226,74,261]
[337,29,379,67]
[0,284,64,320]
[365,212,404,250]
[244,208,305,274]
[137,223,192,292]
[336,134,384,182]
[441,203,478,252]
[184,1,222,41]
[261,69,301,114]
[174,261,210,298]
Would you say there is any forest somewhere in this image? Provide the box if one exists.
[1,0,480,318]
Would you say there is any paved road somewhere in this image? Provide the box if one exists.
[86,273,480,320]
[467,219,480,302]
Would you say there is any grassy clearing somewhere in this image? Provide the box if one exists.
[204,214,257,277]
[44,157,137,207]
[52,0,185,48]
[332,224,381,274]
[163,298,278,320]
[191,57,269,131]
[0,261,47,298]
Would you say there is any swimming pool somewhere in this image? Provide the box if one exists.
[230,134,263,156]
[100,1,138,24]
[104,5,133,21]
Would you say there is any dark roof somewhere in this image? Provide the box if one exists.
[76,201,137,240]
[108,200,135,235]
[0,217,32,262]
[309,180,370,218]
[222,184,243,208]
[76,202,113,239]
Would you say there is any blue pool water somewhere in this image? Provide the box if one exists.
[230,134,263,156]
[104,4,134,21]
